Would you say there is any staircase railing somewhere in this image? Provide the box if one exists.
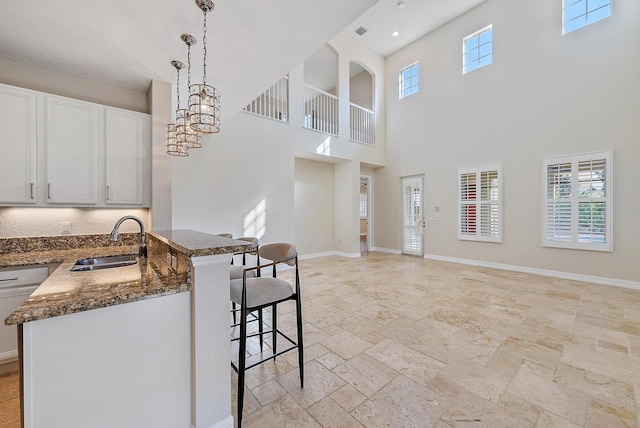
[303,84,338,136]
[349,103,375,146]
[243,76,289,122]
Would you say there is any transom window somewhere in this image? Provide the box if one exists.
[463,25,493,74]
[399,62,419,99]
[543,151,612,251]
[563,0,612,34]
[458,164,502,243]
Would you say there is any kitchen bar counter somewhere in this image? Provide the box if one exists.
[4,249,187,325]
[3,230,250,326]
[4,229,248,428]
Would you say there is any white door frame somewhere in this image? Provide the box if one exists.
[401,175,425,256]
[360,175,372,252]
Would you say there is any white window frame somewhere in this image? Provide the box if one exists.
[463,24,493,74]
[543,151,612,252]
[398,62,419,99]
[458,164,502,243]
[563,0,612,35]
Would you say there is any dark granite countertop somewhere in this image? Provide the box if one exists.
[3,230,250,325]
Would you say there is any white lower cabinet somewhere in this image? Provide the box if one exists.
[0,266,49,364]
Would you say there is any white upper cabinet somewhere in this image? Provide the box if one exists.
[45,96,99,205]
[0,83,150,207]
[105,108,150,206]
[0,84,37,204]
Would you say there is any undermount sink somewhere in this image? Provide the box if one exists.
[70,254,138,272]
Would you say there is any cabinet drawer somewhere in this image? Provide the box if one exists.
[0,266,48,290]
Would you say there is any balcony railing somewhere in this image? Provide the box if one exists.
[303,84,338,136]
[243,76,289,122]
[350,103,375,146]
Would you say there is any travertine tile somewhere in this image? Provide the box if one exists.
[352,375,446,428]
[241,394,321,428]
[585,399,637,428]
[332,353,398,397]
[315,351,345,370]
[438,390,531,428]
[329,384,367,412]
[364,338,445,386]
[536,411,583,428]
[498,391,540,424]
[412,316,460,339]
[561,344,640,384]
[320,330,373,360]
[507,366,589,425]
[276,360,344,408]
[498,337,561,370]
[307,397,365,428]
[437,358,510,404]
[251,379,288,406]
[442,329,505,365]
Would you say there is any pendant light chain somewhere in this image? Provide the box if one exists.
[187,41,192,88]
[202,10,208,85]
[176,66,180,107]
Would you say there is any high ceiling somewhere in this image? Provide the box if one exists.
[347,0,486,58]
[0,0,485,112]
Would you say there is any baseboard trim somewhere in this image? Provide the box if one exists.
[212,416,234,428]
[371,247,402,255]
[423,253,640,290]
[300,251,361,260]
[0,350,18,364]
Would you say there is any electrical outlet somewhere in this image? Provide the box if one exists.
[166,252,172,266]
[61,222,71,234]
[171,255,178,270]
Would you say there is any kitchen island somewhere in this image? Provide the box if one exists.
[4,230,248,428]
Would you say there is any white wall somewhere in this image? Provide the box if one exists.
[294,158,335,255]
[173,34,386,251]
[0,57,148,113]
[171,112,296,245]
[378,0,640,281]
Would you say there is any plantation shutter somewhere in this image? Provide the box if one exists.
[458,165,502,243]
[543,151,611,252]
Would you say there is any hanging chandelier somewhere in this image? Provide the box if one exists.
[176,35,202,149]
[166,61,191,157]
[189,0,221,134]
[166,122,188,157]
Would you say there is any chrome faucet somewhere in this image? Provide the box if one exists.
[110,216,147,258]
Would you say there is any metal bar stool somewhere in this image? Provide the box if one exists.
[230,243,304,428]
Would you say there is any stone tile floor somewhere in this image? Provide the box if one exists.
[2,252,640,427]
[233,253,640,427]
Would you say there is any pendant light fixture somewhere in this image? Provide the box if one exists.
[166,61,190,157]
[166,123,189,157]
[189,0,221,134]
[176,35,202,149]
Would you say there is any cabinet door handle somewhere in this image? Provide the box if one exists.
[106,185,111,201]
[47,183,51,199]
[0,277,19,282]
[30,182,34,199]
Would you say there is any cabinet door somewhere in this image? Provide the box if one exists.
[0,84,37,204]
[105,109,149,206]
[46,96,98,204]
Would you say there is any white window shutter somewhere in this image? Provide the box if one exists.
[543,151,611,252]
[458,164,502,243]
